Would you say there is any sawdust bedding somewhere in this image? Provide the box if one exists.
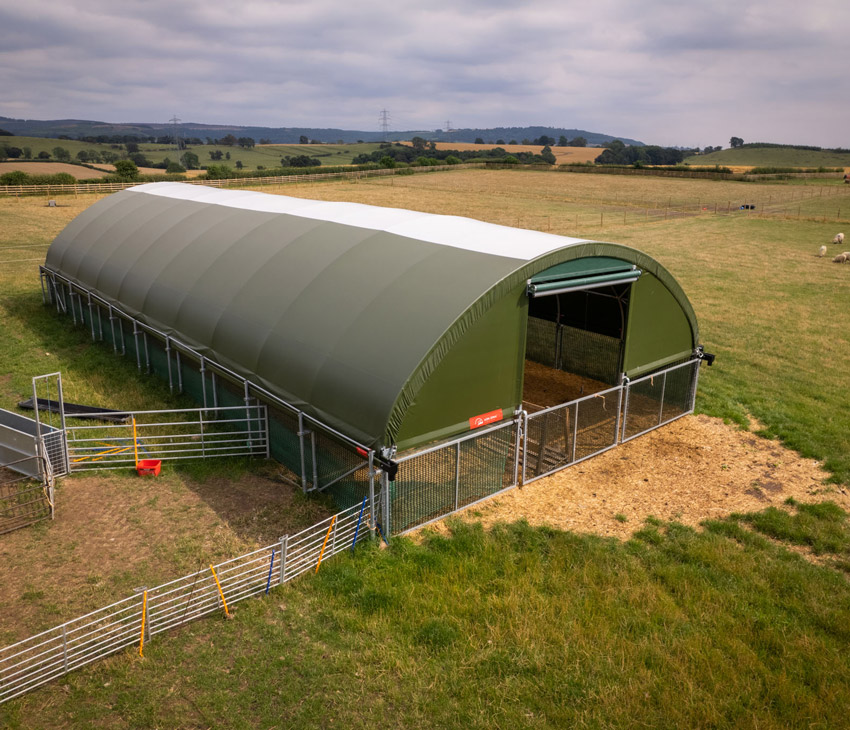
[414,414,847,541]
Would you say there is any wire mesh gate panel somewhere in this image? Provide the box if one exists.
[0,457,53,535]
[391,419,520,535]
[523,386,622,483]
[621,359,700,442]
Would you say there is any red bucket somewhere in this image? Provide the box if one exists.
[136,459,161,476]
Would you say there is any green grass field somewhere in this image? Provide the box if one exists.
[2,136,382,173]
[685,146,850,169]
[2,169,850,727]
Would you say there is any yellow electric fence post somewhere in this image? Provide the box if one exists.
[209,565,230,618]
[132,416,139,467]
[138,590,147,657]
[315,515,337,573]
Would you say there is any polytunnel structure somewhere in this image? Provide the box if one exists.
[42,182,707,533]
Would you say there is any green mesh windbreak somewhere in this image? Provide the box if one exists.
[525,316,558,366]
[322,464,373,511]
[560,326,622,385]
[525,317,623,387]
[390,422,517,534]
[266,404,303,478]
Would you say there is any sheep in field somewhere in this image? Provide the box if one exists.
[832,253,849,263]
[834,232,845,245]
[819,245,827,257]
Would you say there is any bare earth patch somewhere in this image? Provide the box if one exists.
[0,465,329,643]
[416,415,847,540]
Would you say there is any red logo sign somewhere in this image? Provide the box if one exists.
[469,409,503,429]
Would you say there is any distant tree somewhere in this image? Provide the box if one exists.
[76,150,90,162]
[204,164,232,179]
[570,136,587,147]
[53,146,71,161]
[221,134,238,146]
[411,136,427,152]
[502,155,519,164]
[0,170,29,184]
[521,138,531,145]
[235,160,243,169]
[237,137,255,149]
[113,160,139,180]
[126,142,139,153]
[0,128,13,136]
[496,139,505,145]
[540,145,556,164]
[225,151,231,160]
[288,155,320,167]
[128,152,151,167]
[428,141,436,151]
[23,146,32,158]
[730,136,744,148]
[101,151,119,163]
[259,138,271,145]
[379,155,396,168]
[209,150,223,161]
[534,135,555,146]
[299,135,309,144]
[182,151,199,169]
[474,137,484,144]
[37,150,51,159]
[558,135,568,147]
[2,146,22,158]
[166,161,186,173]
[509,140,517,145]
[445,155,461,165]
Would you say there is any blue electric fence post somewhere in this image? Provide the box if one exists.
[351,497,367,552]
[265,549,275,594]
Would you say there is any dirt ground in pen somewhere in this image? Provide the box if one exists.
[416,414,848,540]
[0,464,329,642]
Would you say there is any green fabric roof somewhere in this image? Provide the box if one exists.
[45,183,698,448]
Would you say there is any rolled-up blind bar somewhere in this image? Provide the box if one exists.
[527,269,641,297]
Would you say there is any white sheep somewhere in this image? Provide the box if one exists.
[832,253,849,263]
[819,245,827,257]
[834,232,845,245]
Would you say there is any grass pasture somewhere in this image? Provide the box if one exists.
[685,145,850,170]
[2,169,850,727]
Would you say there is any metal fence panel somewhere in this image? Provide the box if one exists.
[66,405,268,470]
[523,385,622,483]
[0,501,371,704]
[392,419,519,535]
[622,359,699,442]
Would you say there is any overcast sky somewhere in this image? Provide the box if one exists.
[1,0,847,148]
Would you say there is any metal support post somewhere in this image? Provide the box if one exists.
[165,337,174,392]
[87,293,96,341]
[454,441,461,510]
[133,324,142,370]
[143,332,150,373]
[368,450,376,533]
[658,372,667,426]
[278,535,289,585]
[383,470,391,538]
[199,356,207,410]
[297,412,309,492]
